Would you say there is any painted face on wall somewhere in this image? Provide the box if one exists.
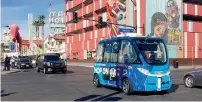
[154,21,167,37]
[151,12,168,37]
[165,0,179,28]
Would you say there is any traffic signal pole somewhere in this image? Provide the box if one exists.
[70,8,145,33]
[75,16,138,30]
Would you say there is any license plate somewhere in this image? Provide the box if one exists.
[155,71,163,75]
[157,77,161,91]
[55,64,60,66]
[26,65,29,67]
[56,69,61,71]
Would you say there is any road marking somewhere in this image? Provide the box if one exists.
[67,64,94,68]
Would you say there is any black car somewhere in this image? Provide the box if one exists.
[16,58,32,69]
[36,54,67,74]
[184,70,202,88]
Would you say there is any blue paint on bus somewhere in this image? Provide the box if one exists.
[93,36,172,92]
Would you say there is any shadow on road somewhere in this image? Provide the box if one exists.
[66,71,74,74]
[194,86,202,89]
[1,90,16,97]
[8,71,21,74]
[50,71,74,74]
[74,91,122,101]
[22,70,30,72]
[130,84,180,96]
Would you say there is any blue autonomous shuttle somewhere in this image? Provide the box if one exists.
[93,36,172,94]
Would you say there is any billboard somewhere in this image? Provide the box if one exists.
[145,0,182,45]
[106,0,135,37]
[49,11,65,24]
[48,11,65,34]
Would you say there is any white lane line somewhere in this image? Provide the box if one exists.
[67,64,94,68]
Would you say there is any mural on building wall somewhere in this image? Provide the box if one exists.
[146,0,182,45]
[106,0,127,37]
[150,12,168,42]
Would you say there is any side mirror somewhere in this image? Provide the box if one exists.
[124,54,129,63]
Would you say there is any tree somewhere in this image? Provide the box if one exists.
[33,20,40,54]
[33,20,40,39]
[38,15,45,53]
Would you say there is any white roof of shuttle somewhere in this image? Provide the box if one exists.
[117,33,146,37]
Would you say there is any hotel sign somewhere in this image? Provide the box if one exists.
[49,11,65,24]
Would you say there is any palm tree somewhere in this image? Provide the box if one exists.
[33,20,40,52]
[38,15,45,53]
[33,20,40,39]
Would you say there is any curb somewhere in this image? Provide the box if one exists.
[67,63,202,70]
[1,69,22,75]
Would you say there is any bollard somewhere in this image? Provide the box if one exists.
[173,60,179,69]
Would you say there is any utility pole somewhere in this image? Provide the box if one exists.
[28,13,34,56]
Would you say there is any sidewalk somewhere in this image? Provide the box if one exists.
[67,62,202,70]
[1,69,21,75]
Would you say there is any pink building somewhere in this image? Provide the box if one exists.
[64,0,202,59]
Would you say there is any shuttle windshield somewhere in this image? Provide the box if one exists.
[135,39,167,65]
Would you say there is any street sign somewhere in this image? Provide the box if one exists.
[118,28,134,33]
[9,42,15,52]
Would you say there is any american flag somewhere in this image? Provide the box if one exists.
[47,3,52,9]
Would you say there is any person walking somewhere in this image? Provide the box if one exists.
[4,55,10,71]
[10,56,15,69]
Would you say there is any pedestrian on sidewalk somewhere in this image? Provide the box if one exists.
[10,56,15,69]
[4,55,10,71]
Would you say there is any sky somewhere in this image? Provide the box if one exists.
[1,0,64,39]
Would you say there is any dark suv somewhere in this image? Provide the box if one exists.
[36,54,67,74]
[16,58,32,69]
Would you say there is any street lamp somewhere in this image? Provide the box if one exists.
[1,25,9,28]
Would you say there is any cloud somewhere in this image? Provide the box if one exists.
[1,5,50,38]
[1,19,51,39]
[19,20,51,39]
[1,5,29,24]
[1,1,64,39]
[1,5,29,12]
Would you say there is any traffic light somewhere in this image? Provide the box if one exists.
[98,16,103,27]
[73,12,78,23]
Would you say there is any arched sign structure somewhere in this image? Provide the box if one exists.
[9,24,22,53]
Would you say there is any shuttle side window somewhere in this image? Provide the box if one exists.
[96,43,104,62]
[111,41,120,63]
[119,40,140,64]
[104,43,112,62]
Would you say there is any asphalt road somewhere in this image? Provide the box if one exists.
[1,66,202,101]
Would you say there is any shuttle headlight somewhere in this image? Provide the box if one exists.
[137,68,171,76]
[137,68,150,75]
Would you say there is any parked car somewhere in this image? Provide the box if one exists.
[184,70,202,88]
[16,58,32,69]
[36,53,67,74]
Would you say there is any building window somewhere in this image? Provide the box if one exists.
[45,44,48,48]
[59,41,62,44]
[87,51,92,59]
[73,52,78,59]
